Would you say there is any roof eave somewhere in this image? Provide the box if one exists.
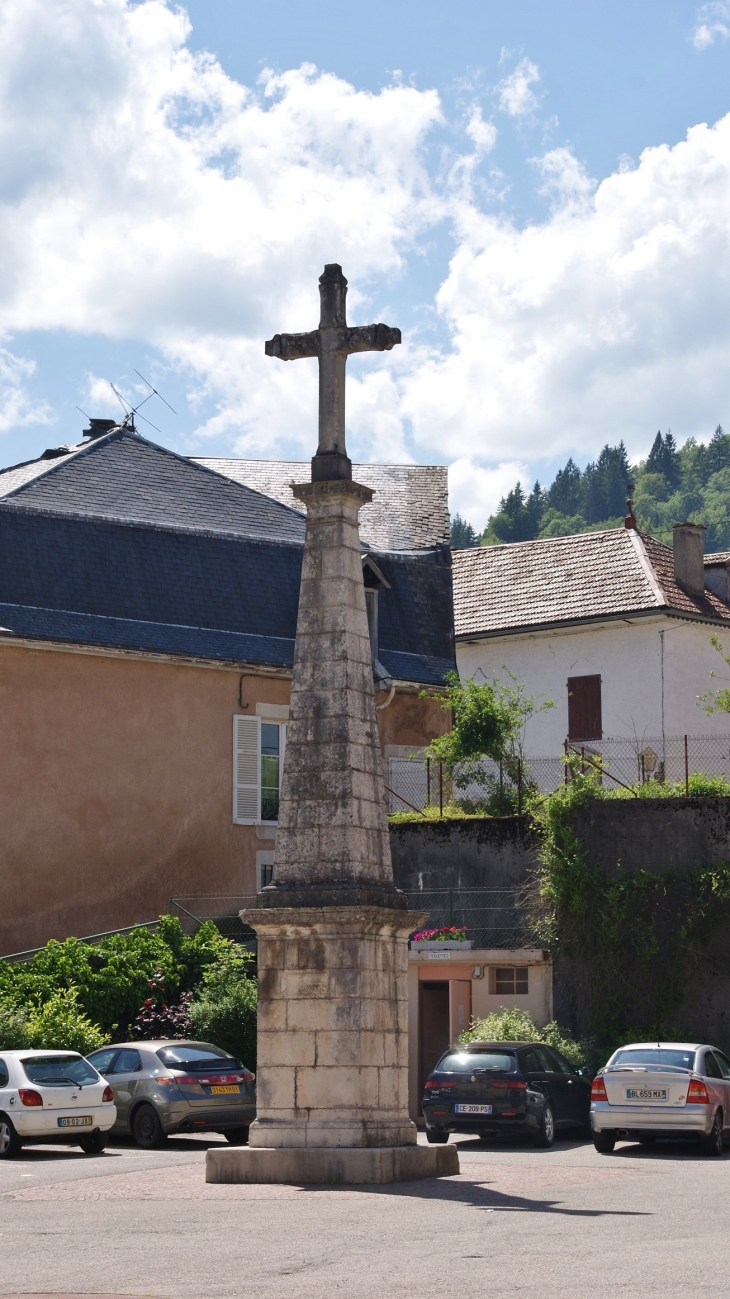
[456,604,730,641]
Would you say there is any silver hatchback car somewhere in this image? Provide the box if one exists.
[591,1041,730,1155]
[86,1040,255,1148]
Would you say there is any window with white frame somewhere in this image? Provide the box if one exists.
[233,715,287,824]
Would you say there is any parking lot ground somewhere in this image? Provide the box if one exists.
[2,1130,730,1299]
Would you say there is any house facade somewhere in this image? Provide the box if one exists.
[0,422,454,955]
[453,521,730,760]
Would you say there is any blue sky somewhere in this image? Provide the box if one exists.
[3,0,730,525]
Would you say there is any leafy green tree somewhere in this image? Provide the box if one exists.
[547,457,583,516]
[425,669,554,812]
[487,481,545,543]
[646,431,681,489]
[450,513,477,549]
[470,425,730,551]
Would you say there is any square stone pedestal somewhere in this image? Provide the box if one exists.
[205,906,460,1185]
[206,1143,459,1185]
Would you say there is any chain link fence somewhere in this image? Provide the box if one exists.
[169,896,257,944]
[405,888,534,949]
[387,734,730,812]
[171,890,533,951]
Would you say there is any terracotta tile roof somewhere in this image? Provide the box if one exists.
[192,458,449,551]
[453,528,730,640]
[641,533,730,621]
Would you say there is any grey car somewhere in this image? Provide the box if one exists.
[86,1040,256,1149]
[591,1041,730,1155]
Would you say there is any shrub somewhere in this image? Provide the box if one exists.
[130,991,194,1041]
[0,987,110,1054]
[188,945,257,1068]
[0,999,30,1049]
[458,1006,587,1070]
[0,917,231,1037]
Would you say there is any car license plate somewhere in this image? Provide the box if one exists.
[626,1088,667,1101]
[209,1085,240,1095]
[454,1104,492,1114]
[57,1116,93,1127]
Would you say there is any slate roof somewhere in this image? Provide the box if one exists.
[0,431,305,543]
[193,458,449,551]
[0,430,454,685]
[453,527,730,640]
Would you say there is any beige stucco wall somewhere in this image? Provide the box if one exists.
[406,947,553,1120]
[0,643,448,954]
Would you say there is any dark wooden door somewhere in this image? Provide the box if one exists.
[567,674,602,740]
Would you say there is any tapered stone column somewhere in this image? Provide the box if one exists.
[206,267,458,1185]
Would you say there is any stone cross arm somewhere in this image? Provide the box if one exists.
[265,323,401,360]
[264,264,401,480]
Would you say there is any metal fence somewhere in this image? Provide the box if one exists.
[170,890,533,952]
[405,888,534,950]
[387,734,730,812]
[169,896,257,944]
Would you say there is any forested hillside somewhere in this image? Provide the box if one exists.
[451,426,730,553]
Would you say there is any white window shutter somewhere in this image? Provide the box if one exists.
[233,715,260,824]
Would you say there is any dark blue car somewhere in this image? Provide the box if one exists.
[422,1040,591,1147]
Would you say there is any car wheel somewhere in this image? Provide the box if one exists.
[593,1130,616,1153]
[533,1103,555,1148]
[0,1116,21,1160]
[701,1110,724,1157]
[78,1132,108,1154]
[132,1104,167,1150]
[224,1127,250,1145]
[425,1129,449,1144]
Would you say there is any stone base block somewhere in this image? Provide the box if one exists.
[205,1143,459,1185]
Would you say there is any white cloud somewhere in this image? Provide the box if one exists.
[448,457,530,528]
[693,2,730,48]
[402,116,730,469]
[0,0,442,453]
[465,107,497,156]
[1,0,730,509]
[0,346,51,432]
[534,147,595,211]
[495,58,541,119]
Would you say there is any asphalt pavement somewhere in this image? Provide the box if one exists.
[1,1130,729,1298]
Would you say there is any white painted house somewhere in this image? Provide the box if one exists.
[453,522,730,769]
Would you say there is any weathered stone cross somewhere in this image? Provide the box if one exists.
[265,263,401,481]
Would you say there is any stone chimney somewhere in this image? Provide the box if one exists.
[82,418,117,440]
[673,522,705,598]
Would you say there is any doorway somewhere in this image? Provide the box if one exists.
[419,981,450,1103]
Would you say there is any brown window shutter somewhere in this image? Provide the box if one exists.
[567,674,602,741]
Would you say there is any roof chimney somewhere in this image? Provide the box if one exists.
[673,522,705,598]
[624,483,637,530]
[82,418,118,440]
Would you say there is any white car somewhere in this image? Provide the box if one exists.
[591,1041,730,1155]
[0,1049,117,1159]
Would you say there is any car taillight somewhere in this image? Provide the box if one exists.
[510,1081,527,1091]
[102,1085,114,1103]
[425,1080,454,1089]
[176,1073,248,1086]
[155,1076,178,1086]
[491,1080,527,1090]
[591,1076,608,1101]
[687,1079,710,1104]
[19,1089,43,1107]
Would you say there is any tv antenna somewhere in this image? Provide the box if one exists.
[106,371,177,435]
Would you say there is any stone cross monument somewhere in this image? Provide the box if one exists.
[206,266,458,1185]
